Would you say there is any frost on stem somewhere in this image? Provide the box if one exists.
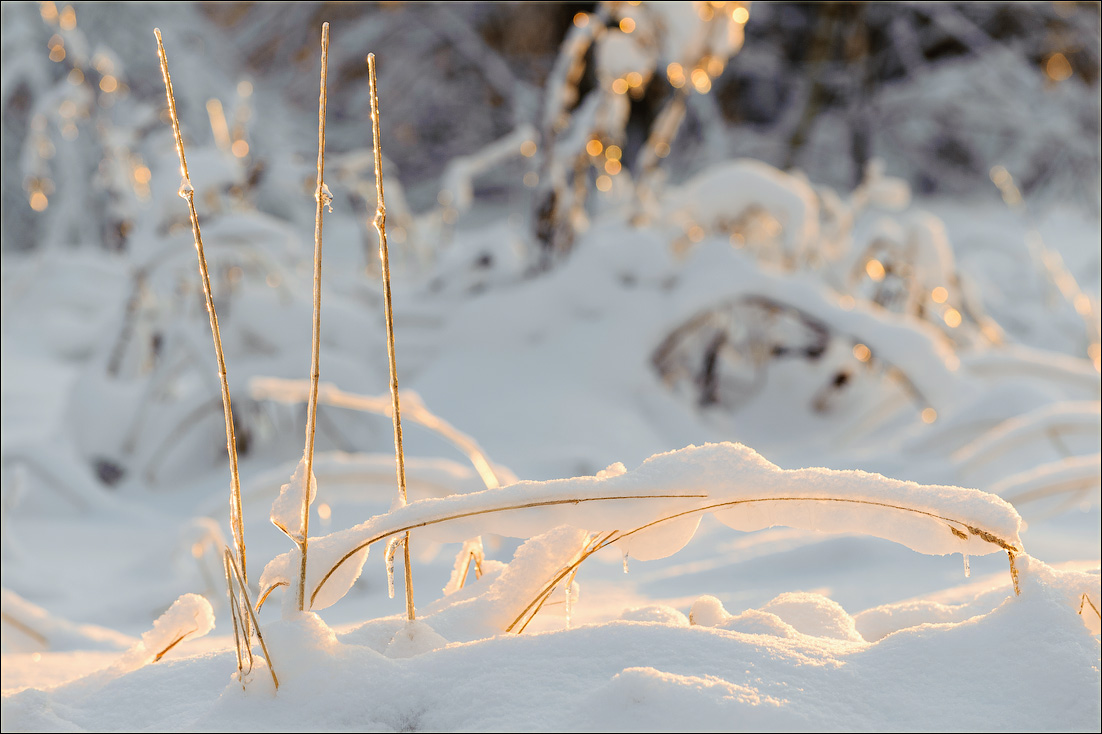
[385,535,401,599]
[317,182,334,213]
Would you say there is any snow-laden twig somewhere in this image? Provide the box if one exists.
[991,454,1101,506]
[154,28,248,592]
[250,377,508,490]
[368,53,415,623]
[953,401,1100,475]
[255,443,1024,613]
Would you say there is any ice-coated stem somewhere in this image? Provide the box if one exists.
[368,52,415,622]
[154,28,248,593]
[299,22,330,612]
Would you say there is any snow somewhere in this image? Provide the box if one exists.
[2,3,1099,732]
[269,455,316,542]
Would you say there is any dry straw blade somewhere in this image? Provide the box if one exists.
[298,21,331,612]
[154,28,248,590]
[368,52,416,622]
[223,547,279,690]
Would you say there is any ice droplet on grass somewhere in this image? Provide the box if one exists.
[177,177,193,199]
[385,536,400,599]
[963,552,971,578]
[318,182,334,213]
[622,550,630,574]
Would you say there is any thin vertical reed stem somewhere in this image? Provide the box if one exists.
[368,53,415,622]
[300,21,330,612]
[155,28,247,591]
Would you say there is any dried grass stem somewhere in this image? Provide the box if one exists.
[299,22,330,612]
[368,52,415,622]
[154,28,247,589]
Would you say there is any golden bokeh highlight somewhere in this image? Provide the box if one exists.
[921,408,938,424]
[852,343,871,363]
[931,286,948,304]
[99,76,117,93]
[625,71,643,88]
[520,139,537,158]
[68,68,83,85]
[611,78,629,94]
[688,225,705,243]
[49,45,66,63]
[40,1,58,23]
[691,68,711,94]
[605,144,622,161]
[573,12,589,28]
[59,5,76,30]
[29,191,48,211]
[604,159,621,175]
[595,174,612,192]
[943,308,962,328]
[231,139,250,157]
[655,141,671,158]
[1045,53,1073,82]
[317,503,332,521]
[865,259,886,281]
[619,17,636,33]
[733,6,750,23]
[667,63,685,88]
[586,138,603,157]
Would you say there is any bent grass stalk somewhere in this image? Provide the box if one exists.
[290,493,1022,613]
[154,28,248,595]
[368,53,416,622]
[299,22,330,612]
[508,498,1025,633]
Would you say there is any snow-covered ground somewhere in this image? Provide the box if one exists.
[2,2,1099,731]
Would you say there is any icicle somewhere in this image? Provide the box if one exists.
[622,550,630,574]
[385,536,400,599]
[318,182,334,213]
[178,177,194,199]
[564,579,572,629]
[963,552,971,578]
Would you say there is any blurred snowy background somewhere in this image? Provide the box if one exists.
[1,0,1099,694]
